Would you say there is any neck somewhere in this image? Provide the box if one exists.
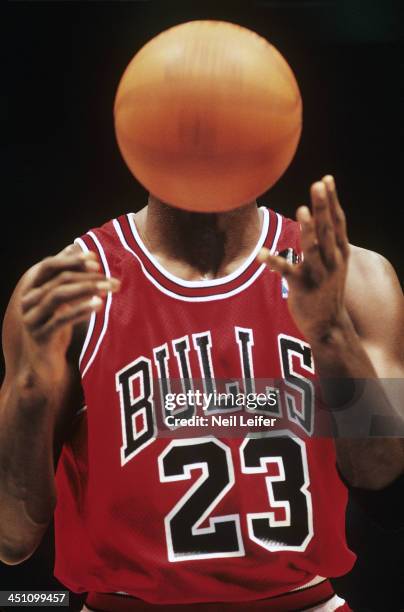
[135,195,262,280]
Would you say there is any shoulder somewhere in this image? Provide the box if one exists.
[346,244,402,308]
[77,215,123,243]
[269,209,301,253]
[76,216,126,271]
[347,244,399,281]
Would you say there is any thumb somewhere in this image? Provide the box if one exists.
[257,248,293,277]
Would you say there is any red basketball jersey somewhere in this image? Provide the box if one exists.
[54,207,355,604]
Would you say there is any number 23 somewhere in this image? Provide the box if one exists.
[158,432,313,562]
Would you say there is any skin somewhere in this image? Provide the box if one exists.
[258,176,404,489]
[0,176,403,565]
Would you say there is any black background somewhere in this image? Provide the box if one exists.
[2,1,403,610]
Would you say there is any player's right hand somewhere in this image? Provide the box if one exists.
[19,245,120,373]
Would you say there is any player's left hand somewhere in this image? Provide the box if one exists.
[258,175,350,342]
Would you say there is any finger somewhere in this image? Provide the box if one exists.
[310,181,337,269]
[23,278,120,329]
[295,205,324,278]
[32,296,103,343]
[31,251,100,288]
[257,248,295,278]
[322,175,349,259]
[21,271,110,313]
[61,244,78,255]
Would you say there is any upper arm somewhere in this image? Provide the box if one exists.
[345,246,404,445]
[346,246,404,378]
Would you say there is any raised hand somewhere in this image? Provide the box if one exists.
[258,175,350,342]
[19,246,120,380]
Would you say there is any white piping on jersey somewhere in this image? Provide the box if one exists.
[272,212,283,258]
[127,206,270,288]
[74,238,97,368]
[75,405,87,416]
[290,575,326,592]
[305,594,346,612]
[75,237,89,253]
[113,217,282,302]
[74,231,113,379]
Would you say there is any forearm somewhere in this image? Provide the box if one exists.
[0,366,69,564]
[0,248,107,564]
[310,309,404,489]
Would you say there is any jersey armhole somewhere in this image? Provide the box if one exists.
[74,232,113,378]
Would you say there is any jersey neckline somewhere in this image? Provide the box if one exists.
[126,207,269,288]
[113,207,283,300]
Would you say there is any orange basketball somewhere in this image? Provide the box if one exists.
[114,20,302,213]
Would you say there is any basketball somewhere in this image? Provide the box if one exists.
[114,20,302,212]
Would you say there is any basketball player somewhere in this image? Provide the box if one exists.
[0,176,403,611]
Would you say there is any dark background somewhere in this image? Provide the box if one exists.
[2,0,403,610]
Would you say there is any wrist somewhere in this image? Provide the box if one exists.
[16,358,69,405]
[0,368,59,429]
[305,308,355,348]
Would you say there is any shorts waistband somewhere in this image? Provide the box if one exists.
[86,578,335,612]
